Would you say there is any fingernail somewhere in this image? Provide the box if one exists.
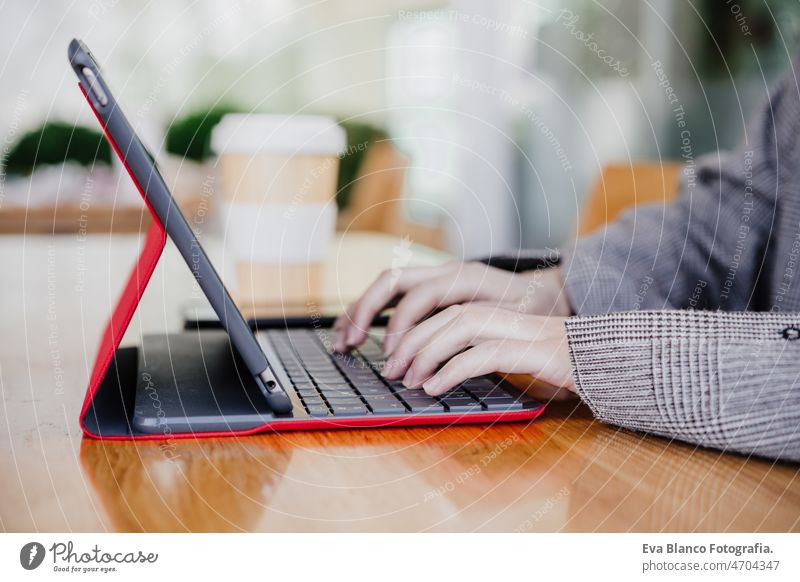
[346,328,359,346]
[381,360,396,379]
[423,375,441,394]
[383,338,395,356]
[402,371,416,388]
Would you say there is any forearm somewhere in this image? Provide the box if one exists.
[560,67,795,315]
[565,310,800,462]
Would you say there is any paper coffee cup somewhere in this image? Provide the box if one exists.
[212,114,345,311]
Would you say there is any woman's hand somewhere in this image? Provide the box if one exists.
[381,304,577,397]
[333,261,569,353]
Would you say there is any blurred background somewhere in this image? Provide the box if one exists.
[1,0,798,257]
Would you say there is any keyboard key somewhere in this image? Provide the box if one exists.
[316,380,354,389]
[401,395,444,413]
[306,405,330,417]
[318,381,353,390]
[405,402,444,413]
[324,395,363,406]
[301,396,326,408]
[311,372,346,381]
[318,384,356,394]
[330,402,369,416]
[294,390,319,399]
[305,364,338,373]
[392,387,426,400]
[343,372,377,384]
[482,398,524,411]
[332,353,360,367]
[288,371,312,381]
[468,387,511,399]
[463,377,497,388]
[442,398,483,413]
[320,390,357,400]
[357,385,392,396]
[351,379,386,391]
[367,401,407,414]
[324,394,361,404]
[402,393,440,403]
[365,394,406,414]
[445,388,473,399]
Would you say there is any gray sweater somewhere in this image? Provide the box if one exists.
[498,62,800,462]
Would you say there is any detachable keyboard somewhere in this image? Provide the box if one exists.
[265,328,541,420]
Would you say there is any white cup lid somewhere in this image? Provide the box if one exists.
[211,114,346,156]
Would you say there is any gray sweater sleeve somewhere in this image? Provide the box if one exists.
[565,310,800,462]
[561,68,789,314]
[555,70,800,461]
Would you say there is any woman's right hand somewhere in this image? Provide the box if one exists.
[333,261,570,354]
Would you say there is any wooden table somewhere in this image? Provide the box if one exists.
[1,232,799,532]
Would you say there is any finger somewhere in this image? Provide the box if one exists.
[343,266,442,348]
[421,338,572,396]
[381,305,462,380]
[388,305,553,382]
[401,306,537,387]
[333,304,357,352]
[382,272,491,354]
[420,340,507,395]
[335,294,403,347]
[381,276,462,354]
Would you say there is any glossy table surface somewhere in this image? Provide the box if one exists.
[2,233,799,532]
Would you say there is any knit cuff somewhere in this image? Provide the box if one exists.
[564,310,800,460]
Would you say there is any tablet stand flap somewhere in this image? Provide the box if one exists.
[80,221,166,437]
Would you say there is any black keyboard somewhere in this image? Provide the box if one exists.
[266,329,539,417]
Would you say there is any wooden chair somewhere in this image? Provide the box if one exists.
[339,158,683,249]
[578,163,683,235]
[336,141,445,249]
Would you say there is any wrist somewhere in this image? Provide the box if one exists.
[515,267,571,316]
[547,267,572,316]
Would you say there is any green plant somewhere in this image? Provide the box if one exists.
[696,0,796,78]
[165,105,241,163]
[336,121,387,209]
[3,121,112,176]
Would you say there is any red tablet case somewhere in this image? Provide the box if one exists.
[78,85,544,440]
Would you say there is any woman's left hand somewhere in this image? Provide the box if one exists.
[381,304,577,396]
